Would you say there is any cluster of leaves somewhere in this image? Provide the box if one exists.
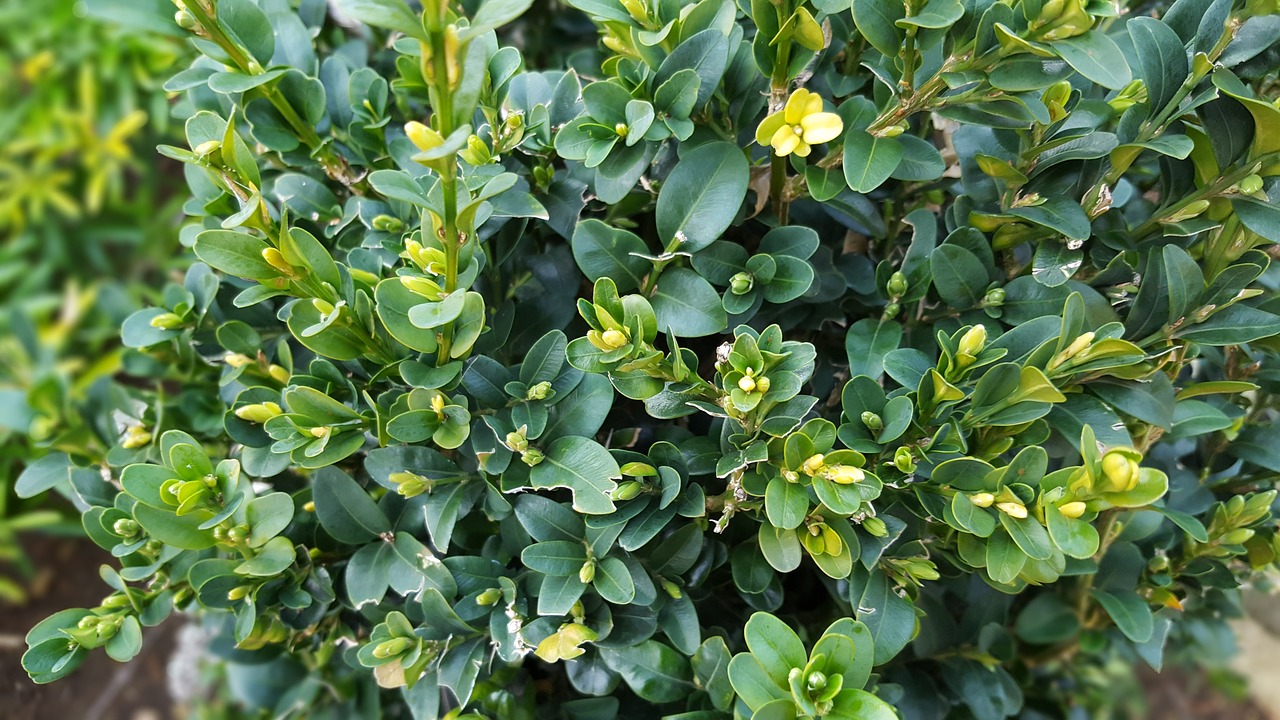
[18,0,1280,717]
[1,0,194,602]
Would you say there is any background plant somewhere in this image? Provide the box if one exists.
[16,0,1280,717]
[0,0,195,602]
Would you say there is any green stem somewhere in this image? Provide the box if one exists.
[184,1,367,193]
[424,2,463,366]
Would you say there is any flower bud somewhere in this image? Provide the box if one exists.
[1221,528,1256,545]
[460,135,492,165]
[601,328,628,349]
[1049,331,1095,370]
[78,615,101,630]
[578,560,596,584]
[887,271,908,298]
[121,425,152,449]
[311,298,336,316]
[227,585,252,601]
[1100,451,1140,493]
[372,215,405,233]
[614,123,628,138]
[1058,501,1087,519]
[620,0,647,22]
[827,465,865,485]
[860,411,883,431]
[983,287,1006,307]
[802,454,826,477]
[400,275,444,300]
[729,272,754,295]
[476,588,503,606]
[262,248,296,276]
[610,481,643,501]
[506,430,529,453]
[113,519,140,538]
[970,492,995,508]
[526,381,553,401]
[755,376,771,393]
[996,501,1028,519]
[661,579,682,598]
[863,516,887,537]
[893,446,916,473]
[956,324,987,366]
[267,365,290,383]
[192,139,221,156]
[149,312,184,330]
[737,375,757,393]
[882,302,901,320]
[430,393,447,414]
[521,448,544,467]
[1238,174,1264,195]
[235,402,283,424]
[807,670,828,691]
[1165,199,1211,223]
[405,121,444,152]
[310,426,331,439]
[373,637,414,658]
[389,471,432,498]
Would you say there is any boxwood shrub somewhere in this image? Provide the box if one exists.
[19,0,1280,717]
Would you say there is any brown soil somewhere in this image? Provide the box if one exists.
[1,535,176,720]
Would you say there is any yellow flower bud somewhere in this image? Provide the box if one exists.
[261,247,295,276]
[121,424,152,449]
[192,139,222,156]
[268,365,290,384]
[969,492,995,508]
[431,394,447,414]
[405,121,444,152]
[996,501,1028,519]
[737,375,757,393]
[802,454,826,476]
[601,328,628,349]
[235,402,283,424]
[1101,451,1140,492]
[1058,501,1087,519]
[149,312,184,330]
[956,324,987,365]
[310,426,331,438]
[827,465,865,485]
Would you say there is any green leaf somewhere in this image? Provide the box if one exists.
[655,141,749,252]
[829,689,898,720]
[852,0,905,55]
[765,478,809,530]
[600,641,694,703]
[521,540,588,576]
[133,504,216,550]
[530,437,622,515]
[1092,589,1154,643]
[571,220,651,292]
[998,513,1053,560]
[104,616,143,663]
[931,244,988,307]
[853,568,915,664]
[843,130,903,193]
[16,453,73,499]
[334,0,426,38]
[194,230,277,281]
[594,556,636,604]
[236,535,297,576]
[1128,17,1189,110]
[1044,503,1099,559]
[743,612,806,684]
[1006,198,1091,241]
[845,319,901,381]
[652,268,728,338]
[986,530,1026,584]
[245,492,295,548]
[1052,31,1133,90]
[312,467,391,543]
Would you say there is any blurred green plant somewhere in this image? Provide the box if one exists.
[0,0,192,602]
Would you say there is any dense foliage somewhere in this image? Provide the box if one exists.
[18,0,1280,717]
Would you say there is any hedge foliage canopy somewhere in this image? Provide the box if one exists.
[18,0,1280,717]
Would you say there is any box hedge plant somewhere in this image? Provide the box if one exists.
[18,0,1280,717]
